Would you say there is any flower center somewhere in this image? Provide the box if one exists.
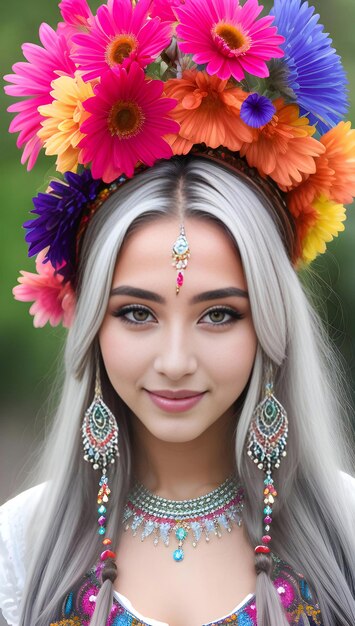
[106,34,138,66]
[108,100,145,138]
[212,22,251,57]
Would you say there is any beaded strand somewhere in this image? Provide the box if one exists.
[97,472,117,563]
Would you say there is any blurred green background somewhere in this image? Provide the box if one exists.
[0,0,355,506]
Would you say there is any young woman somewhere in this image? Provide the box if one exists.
[1,1,355,625]
[0,155,354,626]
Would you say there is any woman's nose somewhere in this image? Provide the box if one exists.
[153,324,198,381]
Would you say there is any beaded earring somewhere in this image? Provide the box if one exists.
[82,358,120,565]
[247,364,288,556]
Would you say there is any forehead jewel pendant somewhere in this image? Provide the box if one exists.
[172,224,190,294]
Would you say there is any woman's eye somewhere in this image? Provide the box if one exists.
[200,307,244,326]
[113,305,155,325]
[208,310,228,323]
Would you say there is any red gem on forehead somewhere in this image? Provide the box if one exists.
[177,272,184,287]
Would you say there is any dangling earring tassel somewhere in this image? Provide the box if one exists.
[247,370,288,555]
[97,474,117,563]
[82,360,120,565]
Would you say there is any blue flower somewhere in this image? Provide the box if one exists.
[24,170,101,282]
[240,94,276,128]
[270,0,348,133]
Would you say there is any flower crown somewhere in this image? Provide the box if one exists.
[5,0,355,328]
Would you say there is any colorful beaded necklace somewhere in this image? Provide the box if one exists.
[122,476,244,562]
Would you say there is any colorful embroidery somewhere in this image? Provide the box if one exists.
[112,617,147,626]
[206,557,321,626]
[292,604,322,626]
[50,555,322,626]
[64,593,75,617]
[50,618,81,626]
[209,609,255,625]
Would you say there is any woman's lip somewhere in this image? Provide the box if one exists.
[145,390,206,413]
[148,389,205,399]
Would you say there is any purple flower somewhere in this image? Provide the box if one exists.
[240,94,276,128]
[270,0,348,133]
[24,170,101,282]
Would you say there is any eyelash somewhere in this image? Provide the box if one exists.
[112,304,245,327]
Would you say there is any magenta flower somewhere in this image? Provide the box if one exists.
[59,0,93,26]
[175,0,285,82]
[80,585,100,616]
[274,577,296,608]
[13,251,76,328]
[4,24,76,170]
[79,62,180,183]
[150,0,184,22]
[57,0,94,42]
[71,0,173,80]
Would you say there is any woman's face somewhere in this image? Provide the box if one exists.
[99,217,257,444]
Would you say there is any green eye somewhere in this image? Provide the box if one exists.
[113,305,156,325]
[131,309,150,322]
[200,307,244,326]
[209,310,227,323]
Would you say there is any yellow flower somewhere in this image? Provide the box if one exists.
[301,195,346,263]
[38,72,95,173]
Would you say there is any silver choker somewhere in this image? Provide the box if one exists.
[122,476,244,562]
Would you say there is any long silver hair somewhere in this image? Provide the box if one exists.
[19,157,355,626]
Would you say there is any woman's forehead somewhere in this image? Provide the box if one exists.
[112,217,247,296]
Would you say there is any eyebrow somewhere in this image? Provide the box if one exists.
[191,287,248,303]
[110,285,248,304]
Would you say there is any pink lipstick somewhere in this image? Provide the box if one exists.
[145,389,206,413]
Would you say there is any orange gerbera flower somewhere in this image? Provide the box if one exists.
[287,152,333,221]
[163,69,253,155]
[239,98,325,188]
[288,120,355,221]
[320,121,355,205]
[290,202,319,261]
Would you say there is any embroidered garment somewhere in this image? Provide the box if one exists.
[49,556,322,626]
[7,476,355,625]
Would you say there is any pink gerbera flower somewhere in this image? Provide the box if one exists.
[4,24,76,170]
[71,0,173,80]
[150,0,184,22]
[13,251,76,328]
[59,0,93,26]
[79,62,179,183]
[175,0,285,82]
[57,0,94,42]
